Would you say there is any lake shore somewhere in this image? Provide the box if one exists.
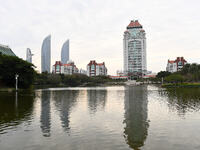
[162,82,200,88]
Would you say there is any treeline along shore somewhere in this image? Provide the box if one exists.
[145,63,200,88]
[0,53,125,90]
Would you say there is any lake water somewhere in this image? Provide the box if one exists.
[0,85,200,150]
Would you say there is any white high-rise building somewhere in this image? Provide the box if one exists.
[41,35,51,73]
[26,48,33,63]
[123,20,147,77]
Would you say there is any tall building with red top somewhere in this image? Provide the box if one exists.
[123,20,147,78]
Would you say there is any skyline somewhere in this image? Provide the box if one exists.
[0,0,200,74]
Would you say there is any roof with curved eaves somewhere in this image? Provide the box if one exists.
[0,44,16,56]
[127,20,143,29]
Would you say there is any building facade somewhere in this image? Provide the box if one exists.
[123,20,147,77]
[26,48,33,63]
[61,40,69,64]
[52,60,78,75]
[41,35,51,73]
[166,57,187,73]
[0,44,16,56]
[87,60,107,76]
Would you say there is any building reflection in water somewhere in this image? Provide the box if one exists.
[123,85,149,150]
[87,89,107,114]
[40,90,51,137]
[52,90,79,132]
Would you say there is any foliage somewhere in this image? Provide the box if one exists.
[35,73,116,87]
[165,74,184,83]
[156,71,171,79]
[0,53,36,88]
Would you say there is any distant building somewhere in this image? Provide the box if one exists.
[166,57,187,73]
[41,35,51,73]
[109,76,128,80]
[63,60,79,75]
[52,61,63,74]
[143,71,157,79]
[0,44,16,56]
[61,40,69,64]
[79,69,87,75]
[52,60,78,75]
[87,60,107,76]
[116,70,125,76]
[26,48,33,63]
[123,20,147,78]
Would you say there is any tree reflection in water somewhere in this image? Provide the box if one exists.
[123,85,149,150]
[0,91,34,134]
[159,88,200,115]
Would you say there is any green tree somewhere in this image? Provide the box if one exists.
[156,71,171,79]
[165,74,184,84]
[0,53,36,88]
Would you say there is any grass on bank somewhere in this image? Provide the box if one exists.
[162,82,200,88]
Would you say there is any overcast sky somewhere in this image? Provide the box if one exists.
[0,0,200,75]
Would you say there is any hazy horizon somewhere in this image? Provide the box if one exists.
[0,0,200,75]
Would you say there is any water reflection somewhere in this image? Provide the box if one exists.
[123,86,149,150]
[52,90,78,132]
[87,89,107,114]
[40,91,51,137]
[160,88,200,115]
[0,91,34,134]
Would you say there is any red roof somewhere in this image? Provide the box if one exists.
[168,60,175,64]
[127,20,142,29]
[97,62,105,66]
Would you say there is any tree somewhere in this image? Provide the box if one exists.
[156,71,171,79]
[0,53,36,88]
[165,74,184,84]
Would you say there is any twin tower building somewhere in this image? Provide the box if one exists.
[41,35,69,73]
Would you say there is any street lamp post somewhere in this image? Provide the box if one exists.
[15,74,19,91]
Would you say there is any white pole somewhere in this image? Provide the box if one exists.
[15,74,19,91]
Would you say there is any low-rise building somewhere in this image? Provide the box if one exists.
[52,61,63,74]
[87,60,107,76]
[110,76,128,80]
[52,60,79,75]
[63,60,79,75]
[116,70,125,76]
[0,44,16,56]
[166,57,187,73]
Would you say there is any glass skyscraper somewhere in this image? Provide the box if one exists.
[61,40,69,64]
[41,35,51,73]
